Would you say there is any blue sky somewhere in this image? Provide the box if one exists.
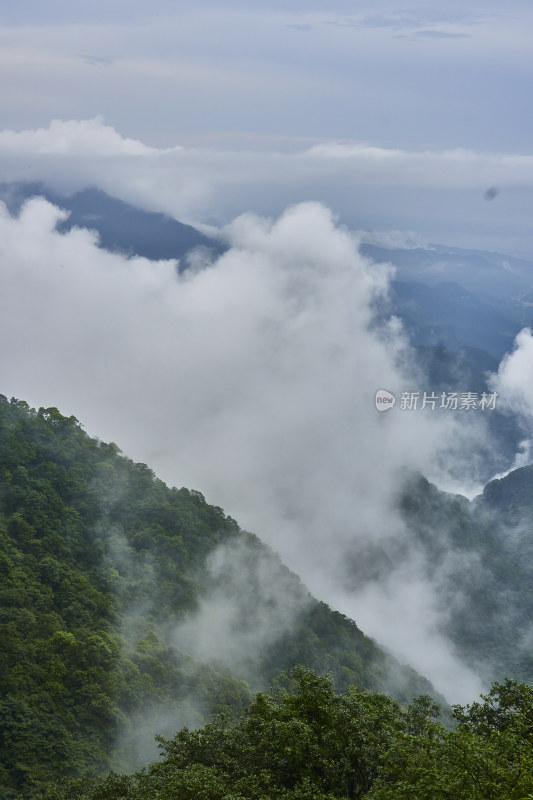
[1,1,533,253]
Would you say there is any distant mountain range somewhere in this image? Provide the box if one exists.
[388,279,520,359]
[0,182,221,264]
[361,241,533,309]
[363,241,533,360]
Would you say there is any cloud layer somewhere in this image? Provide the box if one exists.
[2,0,533,159]
[2,118,533,257]
[0,192,493,700]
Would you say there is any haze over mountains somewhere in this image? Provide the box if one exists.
[1,180,528,486]
[1,164,533,800]
[0,183,219,264]
[3,0,533,793]
[1,179,532,695]
[3,179,529,360]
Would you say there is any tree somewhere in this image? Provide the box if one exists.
[369,679,533,800]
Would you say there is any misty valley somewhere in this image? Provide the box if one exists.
[1,185,533,799]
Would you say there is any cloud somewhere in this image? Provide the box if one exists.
[484,328,533,484]
[326,8,481,33]
[3,118,533,261]
[352,14,419,28]
[0,117,168,157]
[3,117,533,203]
[1,0,533,187]
[0,192,493,700]
[171,538,311,680]
[490,328,533,418]
[345,555,485,702]
[304,141,533,190]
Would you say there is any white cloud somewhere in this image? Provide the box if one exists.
[305,142,533,190]
[343,558,485,703]
[490,327,533,419]
[0,116,168,156]
[2,118,533,259]
[0,193,489,700]
[172,538,311,680]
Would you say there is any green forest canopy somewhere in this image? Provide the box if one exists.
[39,668,533,800]
[0,396,435,798]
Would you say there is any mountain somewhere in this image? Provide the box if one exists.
[365,241,531,482]
[0,182,220,264]
[409,344,524,473]
[413,344,498,391]
[389,471,533,687]
[480,464,533,524]
[1,193,532,796]
[364,240,533,363]
[388,280,520,359]
[0,395,437,799]
[361,241,533,308]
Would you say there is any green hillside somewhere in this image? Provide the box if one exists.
[0,396,435,798]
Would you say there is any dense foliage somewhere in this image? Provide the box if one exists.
[36,668,533,800]
[0,396,433,798]
[0,396,253,797]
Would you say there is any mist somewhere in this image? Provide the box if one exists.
[0,193,508,701]
[171,538,311,681]
[3,117,533,257]
[490,327,533,420]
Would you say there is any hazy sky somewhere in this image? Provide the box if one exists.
[0,0,533,252]
[1,1,533,253]
[2,0,532,151]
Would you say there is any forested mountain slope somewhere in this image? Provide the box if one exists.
[480,464,533,524]
[396,472,533,685]
[0,396,435,799]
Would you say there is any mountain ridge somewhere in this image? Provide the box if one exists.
[0,182,221,264]
[0,394,439,798]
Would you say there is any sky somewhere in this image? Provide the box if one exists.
[1,1,533,703]
[2,0,533,151]
[1,1,533,253]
